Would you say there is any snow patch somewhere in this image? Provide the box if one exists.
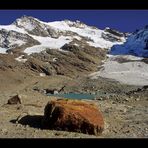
[15,55,27,63]
[48,21,124,49]
[107,54,143,61]
[53,58,58,62]
[40,73,46,77]
[73,36,81,40]
[0,47,8,54]
[0,25,27,34]
[9,40,26,46]
[16,19,35,31]
[24,45,47,55]
[24,35,72,55]
[87,39,124,49]
[90,55,148,86]
[73,43,79,47]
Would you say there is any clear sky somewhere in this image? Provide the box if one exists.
[0,10,148,33]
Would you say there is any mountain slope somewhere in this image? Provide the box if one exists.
[0,16,123,78]
[90,54,148,86]
[90,26,148,86]
[110,25,148,58]
[0,15,125,55]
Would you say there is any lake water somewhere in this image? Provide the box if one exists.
[47,92,95,100]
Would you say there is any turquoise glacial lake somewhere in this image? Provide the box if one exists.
[47,92,95,100]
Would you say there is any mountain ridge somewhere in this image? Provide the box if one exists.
[0,15,126,55]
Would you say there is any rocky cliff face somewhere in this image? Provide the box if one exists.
[13,16,60,38]
[102,27,125,42]
[24,43,106,78]
[0,29,40,52]
[0,15,125,54]
[0,16,126,77]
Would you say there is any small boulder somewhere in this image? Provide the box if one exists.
[42,99,104,135]
[7,95,22,105]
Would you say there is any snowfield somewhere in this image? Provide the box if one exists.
[0,47,8,54]
[48,21,125,49]
[0,25,27,34]
[90,55,148,86]
[24,35,72,55]
[0,17,125,54]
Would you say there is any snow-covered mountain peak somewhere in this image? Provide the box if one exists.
[62,19,88,29]
[12,16,60,38]
[13,15,43,24]
[0,15,126,55]
[13,15,40,30]
[104,27,125,37]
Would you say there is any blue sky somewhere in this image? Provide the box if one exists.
[0,10,148,33]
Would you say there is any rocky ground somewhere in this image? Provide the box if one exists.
[0,49,148,138]
[0,72,148,138]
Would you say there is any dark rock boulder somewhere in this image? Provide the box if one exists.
[61,44,80,52]
[44,89,59,94]
[42,99,104,135]
[7,95,22,105]
[104,27,124,37]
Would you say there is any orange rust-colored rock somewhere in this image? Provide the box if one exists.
[42,99,104,135]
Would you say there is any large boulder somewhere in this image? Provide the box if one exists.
[42,99,104,135]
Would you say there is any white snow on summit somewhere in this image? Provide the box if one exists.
[0,16,125,54]
[48,21,125,49]
[24,35,72,55]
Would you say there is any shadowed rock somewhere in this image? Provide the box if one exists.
[17,115,43,128]
[7,95,22,105]
[42,99,104,135]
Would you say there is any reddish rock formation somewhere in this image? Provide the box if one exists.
[42,99,104,135]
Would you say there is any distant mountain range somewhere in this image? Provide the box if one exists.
[0,15,126,55]
[0,15,148,85]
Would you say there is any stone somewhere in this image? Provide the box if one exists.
[96,97,103,101]
[42,99,104,136]
[7,95,22,105]
[1,128,8,135]
[53,90,59,94]
[45,89,59,94]
[135,98,140,101]
[123,108,127,113]
[125,98,129,102]
[25,125,29,128]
